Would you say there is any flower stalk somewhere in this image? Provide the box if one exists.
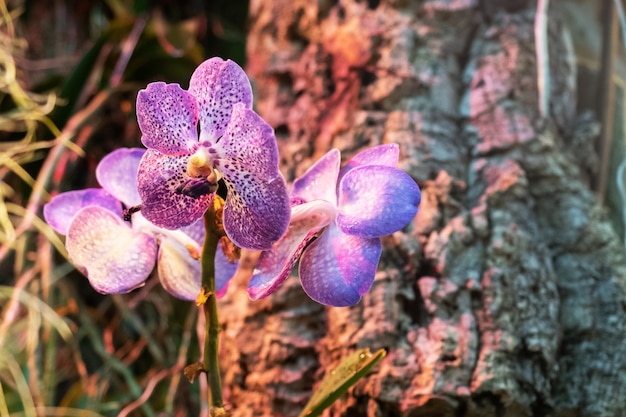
[201,201,224,413]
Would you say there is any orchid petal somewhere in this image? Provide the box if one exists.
[96,148,145,206]
[136,82,199,155]
[213,104,290,249]
[44,189,121,235]
[137,149,213,229]
[157,237,201,301]
[247,200,334,300]
[291,148,340,204]
[338,144,399,184]
[66,206,156,294]
[189,58,253,143]
[215,244,237,297]
[299,222,382,307]
[337,165,420,238]
[179,218,205,245]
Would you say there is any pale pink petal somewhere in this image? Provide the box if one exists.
[157,237,201,301]
[291,148,340,204]
[44,189,121,235]
[66,206,157,294]
[96,148,145,206]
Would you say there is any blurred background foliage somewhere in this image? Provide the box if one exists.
[0,0,247,415]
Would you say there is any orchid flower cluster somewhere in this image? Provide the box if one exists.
[44,57,421,307]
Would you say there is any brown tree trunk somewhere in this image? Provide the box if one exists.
[217,1,626,416]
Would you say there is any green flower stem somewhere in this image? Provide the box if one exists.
[202,205,224,411]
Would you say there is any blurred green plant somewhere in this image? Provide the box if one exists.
[0,0,248,415]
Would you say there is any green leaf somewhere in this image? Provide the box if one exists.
[298,348,386,417]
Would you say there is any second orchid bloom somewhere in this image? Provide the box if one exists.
[248,144,421,307]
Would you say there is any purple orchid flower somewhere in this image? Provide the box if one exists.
[135,57,290,251]
[246,144,421,307]
[43,148,236,300]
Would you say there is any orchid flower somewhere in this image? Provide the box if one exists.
[43,148,236,300]
[135,57,290,250]
[247,144,421,307]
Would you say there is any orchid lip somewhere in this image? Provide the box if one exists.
[290,199,336,227]
[176,177,219,199]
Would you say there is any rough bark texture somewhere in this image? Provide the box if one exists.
[217,1,626,416]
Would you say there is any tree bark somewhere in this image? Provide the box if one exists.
[217,1,626,416]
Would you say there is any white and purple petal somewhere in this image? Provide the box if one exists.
[299,222,382,307]
[137,149,213,229]
[157,237,201,301]
[44,188,121,235]
[96,148,145,207]
[136,82,199,155]
[291,148,340,204]
[247,200,334,300]
[66,206,157,294]
[337,165,420,238]
[189,58,253,144]
[212,104,290,249]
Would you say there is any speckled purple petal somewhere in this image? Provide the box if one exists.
[157,237,201,301]
[212,104,290,249]
[189,58,253,143]
[137,149,213,229]
[66,206,157,294]
[136,82,199,155]
[214,244,237,298]
[299,222,382,307]
[338,144,399,185]
[44,189,121,235]
[337,165,421,238]
[291,148,340,204]
[247,200,334,300]
[96,148,145,207]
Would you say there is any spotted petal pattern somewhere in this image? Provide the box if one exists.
[189,58,253,143]
[66,206,157,294]
[213,104,290,249]
[135,58,289,241]
[136,82,199,155]
[137,149,213,229]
